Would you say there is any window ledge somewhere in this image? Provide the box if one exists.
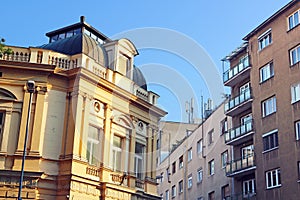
[266,184,281,190]
[287,23,300,33]
[298,180,300,183]
[292,99,300,105]
[262,146,279,154]
[259,76,274,85]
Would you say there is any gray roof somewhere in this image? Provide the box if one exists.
[39,33,108,66]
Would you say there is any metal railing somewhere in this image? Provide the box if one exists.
[225,89,252,112]
[223,55,250,83]
[226,154,255,176]
[225,120,254,143]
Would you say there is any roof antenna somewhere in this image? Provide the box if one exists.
[80,16,85,23]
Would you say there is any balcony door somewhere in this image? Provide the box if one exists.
[240,82,250,94]
[242,144,254,159]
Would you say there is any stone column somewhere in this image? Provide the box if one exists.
[16,91,31,153]
[146,125,153,179]
[128,117,137,188]
[102,104,112,167]
[151,127,158,179]
[29,87,47,155]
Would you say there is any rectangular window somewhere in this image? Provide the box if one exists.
[290,45,300,65]
[242,144,254,159]
[258,29,272,50]
[220,118,228,135]
[243,179,256,197]
[171,185,176,197]
[209,159,215,176]
[188,148,192,162]
[197,139,203,154]
[112,135,123,171]
[135,143,145,179]
[179,155,183,169]
[288,9,300,30]
[263,130,279,152]
[86,126,102,166]
[266,168,281,189]
[260,62,274,83]
[165,190,169,200]
[262,96,276,117]
[187,174,193,189]
[295,121,300,141]
[221,150,228,168]
[208,129,214,145]
[221,185,230,200]
[179,180,183,193]
[208,191,215,200]
[197,168,203,183]
[291,83,300,103]
[172,161,176,174]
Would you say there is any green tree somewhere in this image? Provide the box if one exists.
[0,38,13,58]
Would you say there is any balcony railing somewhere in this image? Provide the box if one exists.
[225,193,256,200]
[225,89,252,113]
[225,120,254,144]
[135,178,144,189]
[223,55,250,83]
[226,154,255,176]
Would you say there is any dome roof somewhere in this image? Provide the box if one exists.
[39,33,108,66]
[133,65,147,90]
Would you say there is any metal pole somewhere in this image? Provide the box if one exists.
[18,84,34,200]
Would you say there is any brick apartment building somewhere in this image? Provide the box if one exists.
[222,0,300,199]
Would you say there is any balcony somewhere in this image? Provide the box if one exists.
[226,154,256,177]
[225,89,252,116]
[223,55,251,87]
[135,178,144,189]
[225,120,254,145]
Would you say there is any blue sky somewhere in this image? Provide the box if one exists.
[0,0,290,122]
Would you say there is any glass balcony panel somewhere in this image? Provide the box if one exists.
[223,55,250,83]
[224,120,254,144]
[225,88,252,113]
[226,154,255,176]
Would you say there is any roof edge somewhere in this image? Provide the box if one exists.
[243,0,299,40]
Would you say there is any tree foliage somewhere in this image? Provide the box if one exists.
[0,38,13,58]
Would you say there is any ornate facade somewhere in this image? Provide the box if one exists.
[0,16,166,199]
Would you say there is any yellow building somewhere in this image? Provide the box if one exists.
[0,16,166,199]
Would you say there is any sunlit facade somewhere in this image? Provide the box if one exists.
[0,16,166,199]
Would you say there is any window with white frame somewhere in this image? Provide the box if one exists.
[187,174,193,189]
[0,112,5,147]
[197,168,203,183]
[165,190,170,200]
[188,148,192,162]
[291,83,300,103]
[262,96,276,117]
[197,139,203,154]
[86,125,102,166]
[242,145,254,159]
[260,62,274,83]
[266,168,281,189]
[295,121,300,141]
[209,159,215,176]
[221,150,228,168]
[171,185,176,197]
[258,29,272,50]
[290,45,300,65]
[288,9,300,30]
[179,180,183,193]
[135,142,145,179]
[112,135,123,171]
[243,179,256,197]
[240,82,250,94]
[263,130,278,152]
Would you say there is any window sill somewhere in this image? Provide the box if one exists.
[258,43,273,52]
[292,99,300,105]
[262,146,279,154]
[266,184,281,190]
[290,61,300,68]
[297,180,300,183]
[287,23,300,33]
[259,76,274,85]
[262,111,276,119]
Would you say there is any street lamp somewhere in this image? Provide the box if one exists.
[18,80,35,200]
